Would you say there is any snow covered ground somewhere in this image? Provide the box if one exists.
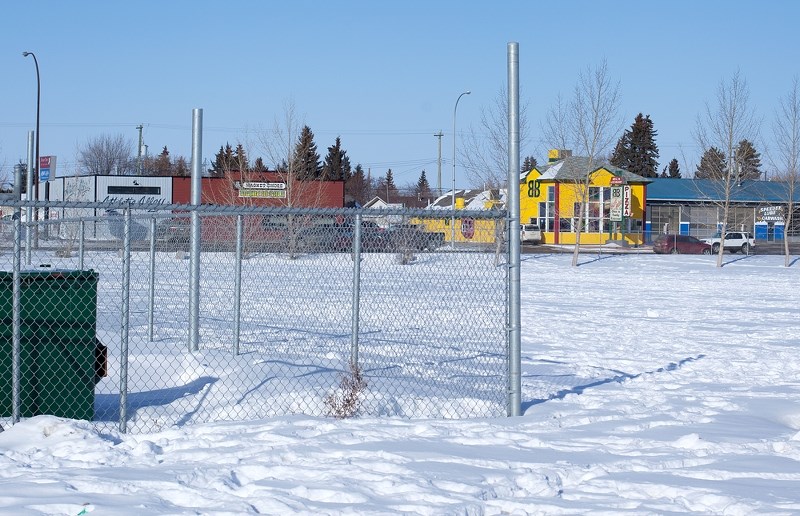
[2,253,800,515]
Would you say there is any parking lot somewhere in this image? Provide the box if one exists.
[521,240,800,255]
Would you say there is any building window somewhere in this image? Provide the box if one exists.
[537,186,557,231]
[107,185,161,196]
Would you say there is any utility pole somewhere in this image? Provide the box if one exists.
[136,124,143,174]
[434,131,443,197]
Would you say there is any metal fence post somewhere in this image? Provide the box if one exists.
[507,42,522,417]
[119,206,132,433]
[189,108,203,352]
[11,206,22,423]
[233,214,243,356]
[79,219,86,270]
[148,217,156,342]
[350,212,362,365]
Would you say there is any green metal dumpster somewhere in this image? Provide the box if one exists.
[0,269,100,420]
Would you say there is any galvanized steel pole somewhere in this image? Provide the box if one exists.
[119,207,133,433]
[452,91,470,248]
[350,213,363,365]
[507,42,522,416]
[189,108,203,352]
[25,131,34,265]
[147,218,156,342]
[11,191,22,423]
[233,215,243,356]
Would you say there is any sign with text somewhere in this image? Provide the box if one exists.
[623,185,632,217]
[610,186,623,221]
[39,155,56,181]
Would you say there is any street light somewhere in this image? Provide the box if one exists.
[452,90,470,248]
[22,51,40,245]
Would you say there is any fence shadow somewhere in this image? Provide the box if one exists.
[521,355,705,413]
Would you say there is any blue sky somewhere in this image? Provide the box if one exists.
[2,0,799,189]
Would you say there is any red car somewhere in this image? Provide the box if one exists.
[652,234,712,255]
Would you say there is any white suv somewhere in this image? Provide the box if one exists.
[520,223,542,244]
[703,231,755,254]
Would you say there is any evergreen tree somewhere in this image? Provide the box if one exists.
[416,170,432,199]
[174,157,189,176]
[233,143,249,172]
[346,164,370,205]
[660,158,681,178]
[609,113,659,177]
[292,125,321,180]
[209,144,235,177]
[695,147,727,179]
[321,136,351,181]
[734,139,762,180]
[522,156,538,173]
[251,157,267,173]
[376,169,399,201]
[153,146,172,176]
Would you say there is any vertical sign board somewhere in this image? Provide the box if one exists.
[610,186,623,222]
[623,185,632,217]
[39,155,56,181]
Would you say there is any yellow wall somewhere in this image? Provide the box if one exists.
[520,167,647,245]
[415,215,501,244]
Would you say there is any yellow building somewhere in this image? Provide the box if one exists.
[520,155,651,245]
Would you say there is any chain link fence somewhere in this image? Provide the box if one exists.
[1,200,509,433]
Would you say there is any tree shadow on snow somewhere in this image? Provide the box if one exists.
[521,354,705,413]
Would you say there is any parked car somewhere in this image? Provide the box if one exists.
[702,231,755,254]
[105,210,148,241]
[155,216,191,243]
[386,224,445,251]
[652,234,712,255]
[295,221,391,253]
[520,223,542,244]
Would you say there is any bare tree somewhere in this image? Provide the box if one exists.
[547,61,622,267]
[772,78,800,267]
[258,99,335,257]
[461,87,530,189]
[694,70,760,267]
[76,134,134,175]
[540,92,572,153]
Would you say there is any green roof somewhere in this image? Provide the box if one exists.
[535,156,652,183]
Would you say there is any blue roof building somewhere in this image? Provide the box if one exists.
[645,178,798,242]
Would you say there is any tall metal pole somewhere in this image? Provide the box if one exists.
[189,108,203,352]
[434,131,443,197]
[25,131,34,265]
[507,42,522,417]
[452,91,470,248]
[22,52,40,248]
[137,124,144,175]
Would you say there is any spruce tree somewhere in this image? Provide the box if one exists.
[292,126,321,180]
[695,147,727,179]
[233,143,249,172]
[610,113,659,177]
[522,156,538,173]
[346,164,370,205]
[660,158,681,178]
[153,146,172,176]
[734,139,762,180]
[209,143,235,176]
[251,157,267,173]
[321,137,351,181]
[416,170,431,199]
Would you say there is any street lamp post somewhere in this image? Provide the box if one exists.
[452,90,470,248]
[22,51,40,246]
